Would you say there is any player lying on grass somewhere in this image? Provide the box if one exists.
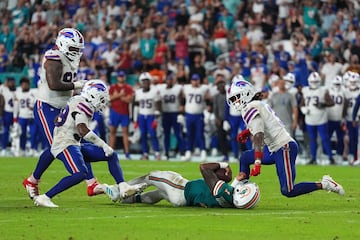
[102,162,260,209]
[30,80,146,208]
[227,75,345,198]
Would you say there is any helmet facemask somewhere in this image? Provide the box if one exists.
[55,28,84,67]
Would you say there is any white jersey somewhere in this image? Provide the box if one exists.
[51,95,94,157]
[327,86,346,121]
[0,85,15,112]
[15,89,34,119]
[301,86,328,125]
[37,49,78,109]
[183,84,209,114]
[242,100,293,153]
[134,86,160,115]
[344,87,360,121]
[157,84,182,113]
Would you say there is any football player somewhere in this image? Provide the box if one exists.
[33,80,147,207]
[0,77,16,156]
[300,72,335,165]
[157,73,185,160]
[12,77,33,156]
[22,28,103,200]
[180,73,211,161]
[133,72,161,160]
[227,75,345,198]
[327,75,346,161]
[104,162,260,209]
[345,71,360,165]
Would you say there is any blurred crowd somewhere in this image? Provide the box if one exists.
[1,0,360,164]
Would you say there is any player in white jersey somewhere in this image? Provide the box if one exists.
[227,75,344,198]
[300,72,335,164]
[0,77,16,156]
[133,72,161,160]
[344,71,360,164]
[180,73,211,161]
[23,28,103,200]
[327,75,346,161]
[12,78,34,156]
[32,80,146,207]
[157,74,185,160]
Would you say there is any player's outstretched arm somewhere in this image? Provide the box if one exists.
[200,162,231,191]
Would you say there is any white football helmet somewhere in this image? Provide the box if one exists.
[139,72,152,82]
[307,72,321,89]
[233,182,261,209]
[347,72,360,90]
[331,75,343,90]
[81,80,109,113]
[227,75,256,112]
[55,28,84,63]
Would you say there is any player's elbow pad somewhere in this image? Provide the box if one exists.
[83,131,106,148]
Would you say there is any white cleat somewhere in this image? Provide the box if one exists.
[181,151,191,161]
[23,178,39,199]
[104,184,120,202]
[34,194,58,208]
[200,150,207,162]
[321,175,345,195]
[119,182,147,200]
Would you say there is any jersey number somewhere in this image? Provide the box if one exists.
[54,106,69,127]
[63,72,77,83]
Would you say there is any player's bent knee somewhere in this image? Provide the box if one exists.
[280,187,296,198]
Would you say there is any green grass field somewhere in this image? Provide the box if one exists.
[0,157,359,240]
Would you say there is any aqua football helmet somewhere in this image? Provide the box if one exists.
[233,181,261,209]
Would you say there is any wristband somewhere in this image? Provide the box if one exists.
[13,118,18,123]
[218,162,229,169]
[230,178,240,187]
[254,159,262,165]
[254,151,263,161]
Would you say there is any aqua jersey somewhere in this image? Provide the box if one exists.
[184,179,234,208]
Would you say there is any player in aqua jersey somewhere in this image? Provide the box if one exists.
[103,162,257,209]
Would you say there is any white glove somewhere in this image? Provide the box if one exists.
[300,106,310,115]
[102,144,114,157]
[73,80,88,90]
[177,114,185,126]
[222,120,231,131]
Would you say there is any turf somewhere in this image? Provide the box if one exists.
[0,157,359,240]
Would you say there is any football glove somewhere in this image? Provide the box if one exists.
[177,114,185,126]
[236,129,251,144]
[250,160,261,176]
[222,120,231,131]
[103,144,114,157]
